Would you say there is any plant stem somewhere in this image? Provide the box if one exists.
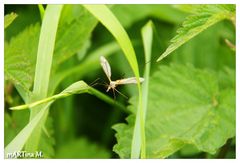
[10,83,129,114]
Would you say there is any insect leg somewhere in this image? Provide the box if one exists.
[112,88,116,100]
[114,88,128,99]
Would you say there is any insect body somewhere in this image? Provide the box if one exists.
[100,56,144,94]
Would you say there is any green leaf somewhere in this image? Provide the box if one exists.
[218,67,235,90]
[4,23,40,92]
[5,5,98,96]
[4,12,18,29]
[52,5,98,70]
[113,64,235,158]
[157,4,236,61]
[170,20,235,70]
[55,137,111,158]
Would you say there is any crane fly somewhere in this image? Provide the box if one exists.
[100,56,144,98]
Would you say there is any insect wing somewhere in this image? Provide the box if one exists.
[117,77,144,85]
[100,56,112,81]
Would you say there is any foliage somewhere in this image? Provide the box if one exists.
[52,5,98,70]
[4,24,40,92]
[113,64,235,158]
[157,4,235,61]
[4,4,235,159]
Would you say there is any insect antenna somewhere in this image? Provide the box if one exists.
[90,78,109,89]
[89,78,101,87]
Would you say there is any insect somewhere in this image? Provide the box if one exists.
[100,56,144,98]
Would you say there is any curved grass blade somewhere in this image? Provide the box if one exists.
[10,81,128,114]
[83,5,140,82]
[4,81,88,158]
[83,5,144,158]
[38,4,45,20]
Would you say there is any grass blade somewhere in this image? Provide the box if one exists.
[38,4,45,20]
[141,21,153,157]
[32,5,62,100]
[9,81,128,114]
[4,81,88,158]
[83,5,144,158]
[131,21,153,158]
[25,4,63,152]
[83,5,140,81]
[5,104,49,158]
[141,21,153,119]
